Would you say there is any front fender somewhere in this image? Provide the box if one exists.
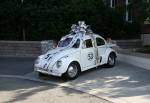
[51,56,81,74]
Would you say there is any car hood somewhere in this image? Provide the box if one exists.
[40,47,78,67]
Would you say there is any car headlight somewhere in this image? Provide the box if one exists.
[55,55,68,68]
[56,60,62,68]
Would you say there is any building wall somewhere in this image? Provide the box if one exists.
[141,34,150,45]
[104,0,150,45]
[115,39,142,49]
[103,0,131,21]
[141,24,150,45]
[142,24,150,34]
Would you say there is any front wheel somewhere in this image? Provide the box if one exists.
[107,53,116,68]
[38,72,46,76]
[63,63,80,80]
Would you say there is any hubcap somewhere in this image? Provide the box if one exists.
[108,56,115,65]
[68,65,78,78]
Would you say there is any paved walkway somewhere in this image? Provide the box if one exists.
[0,77,111,103]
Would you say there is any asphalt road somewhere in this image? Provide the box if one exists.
[0,57,35,75]
[1,57,150,103]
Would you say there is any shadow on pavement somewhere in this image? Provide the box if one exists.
[0,77,109,103]
[64,61,150,99]
[30,60,150,101]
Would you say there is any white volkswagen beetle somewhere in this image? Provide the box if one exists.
[34,21,117,80]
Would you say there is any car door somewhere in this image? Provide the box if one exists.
[96,37,107,64]
[81,39,96,70]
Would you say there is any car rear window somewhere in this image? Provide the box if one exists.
[96,38,105,46]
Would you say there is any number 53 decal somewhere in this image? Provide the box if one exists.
[88,52,94,61]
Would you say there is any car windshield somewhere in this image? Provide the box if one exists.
[58,37,73,47]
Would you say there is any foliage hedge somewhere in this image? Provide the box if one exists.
[0,0,142,41]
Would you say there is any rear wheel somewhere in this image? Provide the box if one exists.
[64,63,80,80]
[107,53,116,67]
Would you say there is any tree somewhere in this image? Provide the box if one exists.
[0,0,144,40]
[0,0,22,40]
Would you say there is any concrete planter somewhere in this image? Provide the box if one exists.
[114,39,142,49]
[0,40,54,57]
[41,40,53,54]
[141,34,150,45]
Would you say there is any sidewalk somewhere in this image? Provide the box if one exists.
[0,77,111,103]
[117,49,150,70]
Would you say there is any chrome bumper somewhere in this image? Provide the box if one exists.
[34,67,62,77]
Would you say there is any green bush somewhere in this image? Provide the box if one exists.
[0,0,141,41]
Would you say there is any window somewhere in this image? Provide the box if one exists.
[112,0,116,7]
[96,38,105,46]
[144,0,150,24]
[125,0,133,22]
[72,39,80,48]
[85,39,93,48]
[128,10,133,22]
[58,37,72,47]
[110,0,116,8]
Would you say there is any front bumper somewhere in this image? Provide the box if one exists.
[34,67,62,77]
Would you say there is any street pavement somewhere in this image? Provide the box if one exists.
[0,57,35,75]
[1,57,150,103]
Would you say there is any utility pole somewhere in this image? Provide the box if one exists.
[21,0,26,41]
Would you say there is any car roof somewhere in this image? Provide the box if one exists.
[83,34,104,39]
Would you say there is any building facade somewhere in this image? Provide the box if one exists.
[103,0,150,45]
[103,0,133,22]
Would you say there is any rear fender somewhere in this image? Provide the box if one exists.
[103,48,117,63]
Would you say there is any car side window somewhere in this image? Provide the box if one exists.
[85,39,93,48]
[96,37,105,46]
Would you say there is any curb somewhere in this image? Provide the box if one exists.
[118,54,150,70]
